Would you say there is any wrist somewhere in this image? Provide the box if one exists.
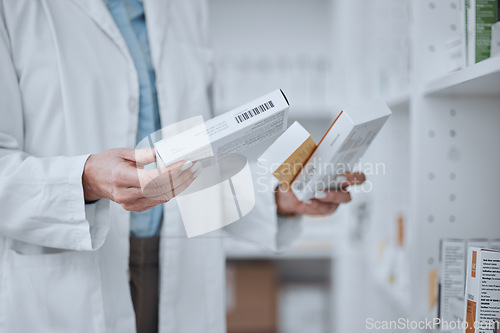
[82,154,102,202]
[275,186,300,218]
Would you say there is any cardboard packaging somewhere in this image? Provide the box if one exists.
[491,22,500,57]
[258,121,316,189]
[152,90,289,237]
[226,262,278,333]
[439,239,467,326]
[437,238,500,329]
[155,89,290,167]
[292,100,391,201]
[467,0,499,66]
[464,247,500,333]
[259,100,391,201]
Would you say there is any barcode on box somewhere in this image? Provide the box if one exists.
[235,100,275,123]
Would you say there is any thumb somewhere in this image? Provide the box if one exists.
[134,147,157,166]
[122,147,156,167]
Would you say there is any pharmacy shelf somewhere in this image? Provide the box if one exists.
[424,56,500,97]
[226,249,333,260]
[225,238,335,260]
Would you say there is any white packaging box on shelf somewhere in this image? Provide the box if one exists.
[464,247,500,333]
[491,22,500,57]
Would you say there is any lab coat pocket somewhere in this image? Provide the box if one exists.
[2,249,106,333]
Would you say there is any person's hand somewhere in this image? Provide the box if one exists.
[82,147,200,212]
[275,172,366,217]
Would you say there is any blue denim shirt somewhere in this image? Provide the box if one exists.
[105,0,163,237]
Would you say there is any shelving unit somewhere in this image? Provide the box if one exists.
[424,56,500,96]
[225,245,333,261]
[327,0,500,332]
[209,0,500,332]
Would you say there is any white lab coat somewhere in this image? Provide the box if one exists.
[0,1,302,332]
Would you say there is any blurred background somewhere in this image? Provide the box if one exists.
[207,0,500,332]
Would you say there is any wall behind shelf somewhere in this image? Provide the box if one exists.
[410,95,500,321]
[330,0,412,106]
[209,0,336,117]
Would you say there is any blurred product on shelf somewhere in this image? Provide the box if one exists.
[445,34,467,71]
[466,0,499,66]
[443,0,498,72]
[464,248,500,333]
[330,0,411,106]
[491,22,500,56]
[429,269,439,312]
[373,213,410,310]
[279,284,329,333]
[438,238,500,330]
[214,56,333,115]
[396,214,405,247]
[226,262,278,333]
[439,239,468,328]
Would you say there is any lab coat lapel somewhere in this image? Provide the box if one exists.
[143,0,173,129]
[68,0,134,66]
[143,0,172,74]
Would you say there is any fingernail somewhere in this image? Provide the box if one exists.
[336,176,347,183]
[314,191,327,199]
[304,199,312,204]
[191,161,202,172]
[181,161,193,171]
[193,169,202,178]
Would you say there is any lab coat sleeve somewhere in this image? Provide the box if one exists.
[0,10,110,251]
[223,161,303,253]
